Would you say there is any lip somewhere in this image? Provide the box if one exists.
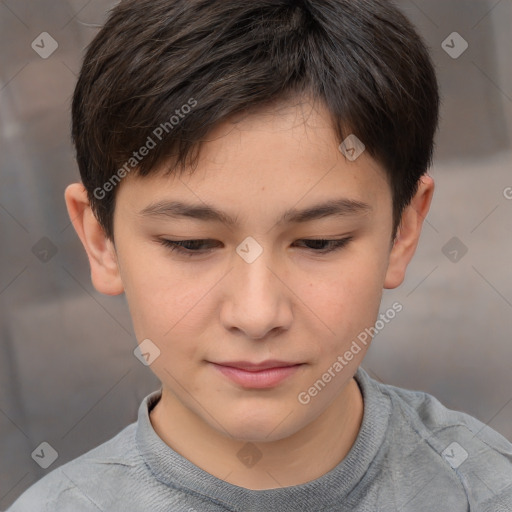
[210,360,303,388]
[213,360,301,371]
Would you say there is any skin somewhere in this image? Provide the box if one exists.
[65,97,434,490]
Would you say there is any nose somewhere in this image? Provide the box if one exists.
[220,245,293,340]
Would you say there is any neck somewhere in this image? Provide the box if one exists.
[149,378,364,490]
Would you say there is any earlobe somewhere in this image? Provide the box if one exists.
[64,183,124,296]
[384,175,434,289]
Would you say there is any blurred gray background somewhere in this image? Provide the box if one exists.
[1,0,511,508]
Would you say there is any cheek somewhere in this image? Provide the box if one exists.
[296,250,387,355]
[128,271,207,339]
[119,247,202,340]
[122,258,230,382]
[124,265,210,382]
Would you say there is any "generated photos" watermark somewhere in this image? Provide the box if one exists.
[298,302,403,405]
[94,97,197,200]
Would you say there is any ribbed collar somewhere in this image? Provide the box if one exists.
[135,367,391,511]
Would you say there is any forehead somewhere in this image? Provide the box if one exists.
[115,98,391,227]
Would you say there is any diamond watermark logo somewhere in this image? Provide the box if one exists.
[442,442,468,469]
[442,32,468,59]
[134,338,161,366]
[237,442,263,468]
[442,237,468,263]
[31,32,59,59]
[31,441,58,469]
[32,237,58,263]
[339,134,365,162]
[236,236,263,264]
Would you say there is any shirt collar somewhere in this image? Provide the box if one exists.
[135,366,391,510]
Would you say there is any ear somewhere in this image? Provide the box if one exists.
[384,175,434,289]
[64,183,124,295]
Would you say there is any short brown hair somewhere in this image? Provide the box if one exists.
[71,0,440,241]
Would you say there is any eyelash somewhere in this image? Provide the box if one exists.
[158,237,353,257]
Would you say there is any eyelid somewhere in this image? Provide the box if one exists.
[157,238,220,257]
[157,236,353,256]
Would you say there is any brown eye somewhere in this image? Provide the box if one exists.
[294,237,353,253]
[159,239,220,256]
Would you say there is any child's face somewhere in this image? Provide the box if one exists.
[112,99,395,441]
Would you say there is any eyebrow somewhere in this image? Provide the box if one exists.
[138,198,372,226]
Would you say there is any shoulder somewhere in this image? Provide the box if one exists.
[369,374,512,507]
[6,422,141,512]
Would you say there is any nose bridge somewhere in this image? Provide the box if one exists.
[222,236,292,338]
[234,236,280,302]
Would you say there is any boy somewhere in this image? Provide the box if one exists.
[7,0,512,510]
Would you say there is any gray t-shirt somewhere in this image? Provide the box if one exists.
[6,367,512,511]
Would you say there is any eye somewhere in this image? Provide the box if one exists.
[159,239,219,256]
[158,237,353,256]
[293,237,353,253]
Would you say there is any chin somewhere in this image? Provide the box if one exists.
[217,407,304,443]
